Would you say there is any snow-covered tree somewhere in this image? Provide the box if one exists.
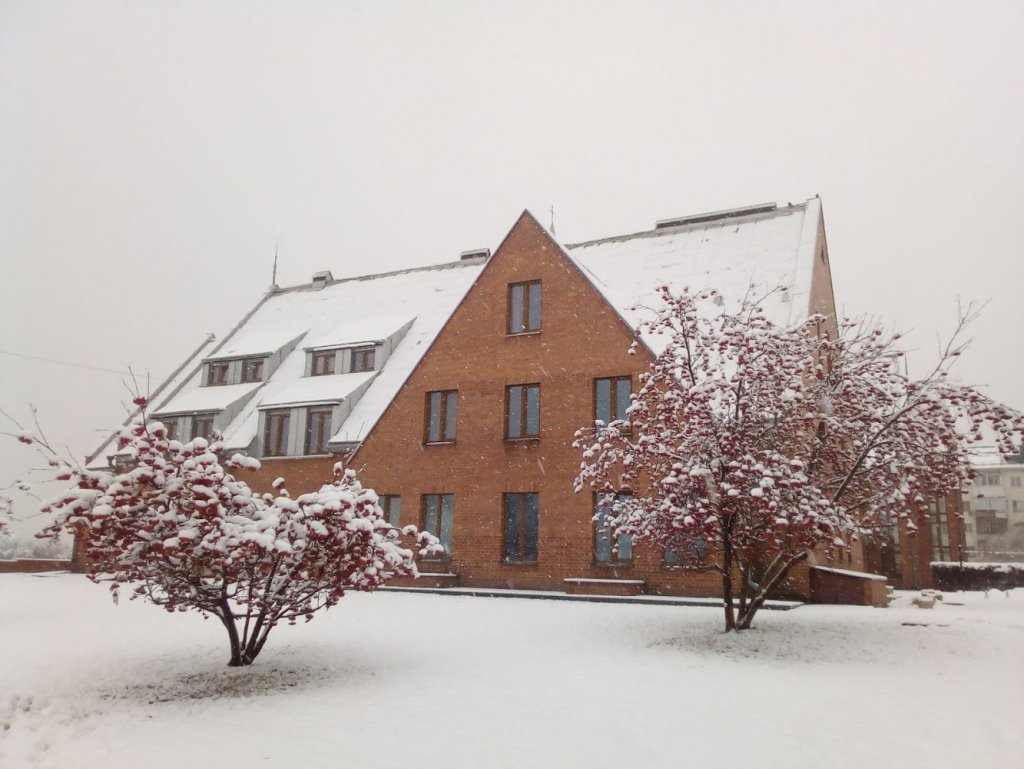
[576,287,1022,631]
[12,398,438,665]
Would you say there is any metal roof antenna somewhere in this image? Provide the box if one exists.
[550,204,556,237]
[271,237,280,288]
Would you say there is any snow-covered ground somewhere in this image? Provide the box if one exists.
[1,575,1021,769]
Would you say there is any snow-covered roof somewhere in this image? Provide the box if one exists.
[258,372,376,409]
[208,328,307,360]
[88,198,826,463]
[566,199,821,354]
[210,261,484,448]
[304,314,415,350]
[155,382,263,415]
[85,333,221,470]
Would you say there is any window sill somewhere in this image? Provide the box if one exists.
[423,440,457,447]
[502,559,539,566]
[503,437,540,444]
[506,330,542,338]
[593,561,634,569]
[418,556,452,565]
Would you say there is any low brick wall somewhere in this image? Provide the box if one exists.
[809,566,888,607]
[0,558,71,574]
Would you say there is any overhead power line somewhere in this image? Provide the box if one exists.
[0,349,129,376]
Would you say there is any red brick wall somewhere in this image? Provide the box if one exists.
[0,559,70,573]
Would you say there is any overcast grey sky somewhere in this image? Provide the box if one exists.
[2,1,1022,535]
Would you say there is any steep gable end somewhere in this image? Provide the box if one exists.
[350,209,651,473]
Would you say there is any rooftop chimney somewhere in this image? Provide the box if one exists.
[460,248,491,262]
[311,270,333,290]
[656,202,778,230]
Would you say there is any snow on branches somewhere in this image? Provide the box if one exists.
[21,402,438,666]
[576,286,1023,631]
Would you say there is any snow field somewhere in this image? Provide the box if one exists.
[1,575,1021,769]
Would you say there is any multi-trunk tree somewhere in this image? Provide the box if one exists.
[10,399,437,665]
[576,287,1022,631]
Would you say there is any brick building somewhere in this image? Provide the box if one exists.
[87,198,961,600]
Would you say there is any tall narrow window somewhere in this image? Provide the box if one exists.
[241,358,264,383]
[263,410,290,456]
[929,498,949,562]
[594,493,633,564]
[207,362,229,386]
[161,417,179,442]
[503,492,539,563]
[351,347,376,373]
[508,280,542,334]
[506,384,540,439]
[380,495,402,527]
[594,376,632,425]
[304,408,333,455]
[425,390,458,443]
[192,414,215,441]
[422,494,454,555]
[311,351,336,376]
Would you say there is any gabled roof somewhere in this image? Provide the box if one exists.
[86,198,826,468]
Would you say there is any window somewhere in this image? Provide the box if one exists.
[425,390,458,443]
[929,498,949,561]
[208,362,229,386]
[595,376,632,426]
[508,280,541,334]
[311,351,335,376]
[1013,500,1023,513]
[503,492,539,563]
[304,408,333,455]
[241,358,264,383]
[351,347,376,373]
[263,410,290,456]
[1011,476,1022,488]
[664,534,706,567]
[594,493,633,564]
[422,494,454,556]
[380,495,401,527]
[975,511,1007,535]
[192,414,215,441]
[162,417,179,442]
[506,384,540,439]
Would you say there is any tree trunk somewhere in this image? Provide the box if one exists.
[736,550,809,630]
[721,535,736,631]
[219,597,250,667]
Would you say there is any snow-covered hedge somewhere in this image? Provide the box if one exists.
[931,561,1024,591]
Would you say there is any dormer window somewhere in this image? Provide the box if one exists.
[264,410,290,456]
[192,414,215,441]
[208,362,229,386]
[352,347,376,373]
[241,358,265,383]
[311,351,336,376]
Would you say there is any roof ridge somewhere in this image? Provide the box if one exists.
[564,200,805,251]
[272,256,485,294]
